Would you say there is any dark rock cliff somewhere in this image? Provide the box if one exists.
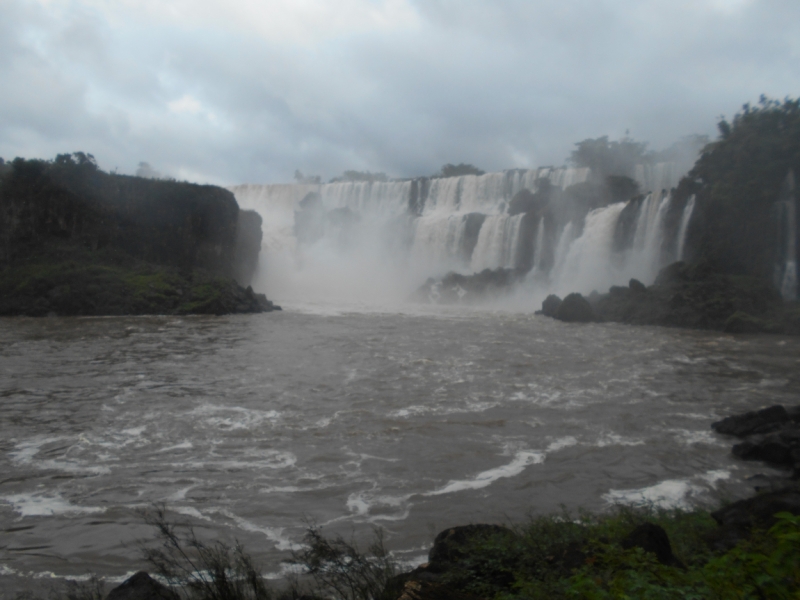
[0,154,275,316]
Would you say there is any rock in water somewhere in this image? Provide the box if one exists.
[105,572,177,600]
[555,293,595,322]
[540,294,562,317]
[709,489,800,550]
[712,405,790,437]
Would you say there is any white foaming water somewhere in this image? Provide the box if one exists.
[426,450,545,496]
[604,470,731,509]
[469,214,524,272]
[230,167,599,305]
[2,493,105,517]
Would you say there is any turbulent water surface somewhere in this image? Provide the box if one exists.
[1,307,800,590]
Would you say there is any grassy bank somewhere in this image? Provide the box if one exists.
[36,499,800,600]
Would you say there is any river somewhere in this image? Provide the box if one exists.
[1,306,799,593]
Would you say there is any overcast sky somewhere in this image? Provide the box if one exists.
[1,0,798,184]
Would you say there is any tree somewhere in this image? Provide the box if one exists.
[436,163,485,178]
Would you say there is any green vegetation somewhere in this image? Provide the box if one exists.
[569,136,649,178]
[401,507,800,600]
[0,153,272,316]
[679,96,800,277]
[30,503,800,600]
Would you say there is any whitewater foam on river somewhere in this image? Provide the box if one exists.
[1,308,799,590]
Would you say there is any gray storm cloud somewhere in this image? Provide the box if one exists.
[1,0,798,184]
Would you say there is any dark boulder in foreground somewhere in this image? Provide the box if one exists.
[712,405,792,437]
[621,522,684,568]
[554,293,595,322]
[105,571,178,600]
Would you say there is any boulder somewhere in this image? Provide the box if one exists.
[708,489,800,550]
[541,294,562,317]
[105,572,177,600]
[554,293,595,323]
[732,428,800,468]
[712,405,791,437]
[629,278,646,293]
[428,524,514,568]
[621,523,684,568]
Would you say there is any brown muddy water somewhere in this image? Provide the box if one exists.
[1,305,799,593]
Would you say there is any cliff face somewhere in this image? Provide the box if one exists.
[0,155,259,283]
[0,154,274,316]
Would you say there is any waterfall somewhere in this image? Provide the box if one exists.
[624,190,671,282]
[228,163,679,305]
[551,222,575,279]
[676,195,695,261]
[552,203,627,295]
[780,173,797,300]
[531,217,546,275]
[411,214,470,268]
[634,162,679,193]
[470,214,525,272]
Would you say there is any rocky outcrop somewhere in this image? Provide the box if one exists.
[105,572,177,600]
[234,209,263,286]
[587,261,800,334]
[540,294,562,317]
[708,489,800,550]
[713,404,800,477]
[554,293,595,322]
[0,154,276,316]
[412,268,525,304]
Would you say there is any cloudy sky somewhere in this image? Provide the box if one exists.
[1,0,798,184]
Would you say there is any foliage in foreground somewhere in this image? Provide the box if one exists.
[431,507,800,600]
[139,507,394,600]
[37,504,800,600]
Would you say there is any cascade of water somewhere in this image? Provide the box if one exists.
[781,198,797,301]
[552,203,627,295]
[550,222,575,279]
[531,217,546,274]
[676,195,696,261]
[469,214,525,272]
[320,180,411,217]
[229,163,681,304]
[625,190,671,282]
[411,215,470,268]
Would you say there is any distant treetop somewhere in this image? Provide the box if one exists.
[435,163,486,178]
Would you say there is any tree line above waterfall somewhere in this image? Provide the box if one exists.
[677,96,800,279]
